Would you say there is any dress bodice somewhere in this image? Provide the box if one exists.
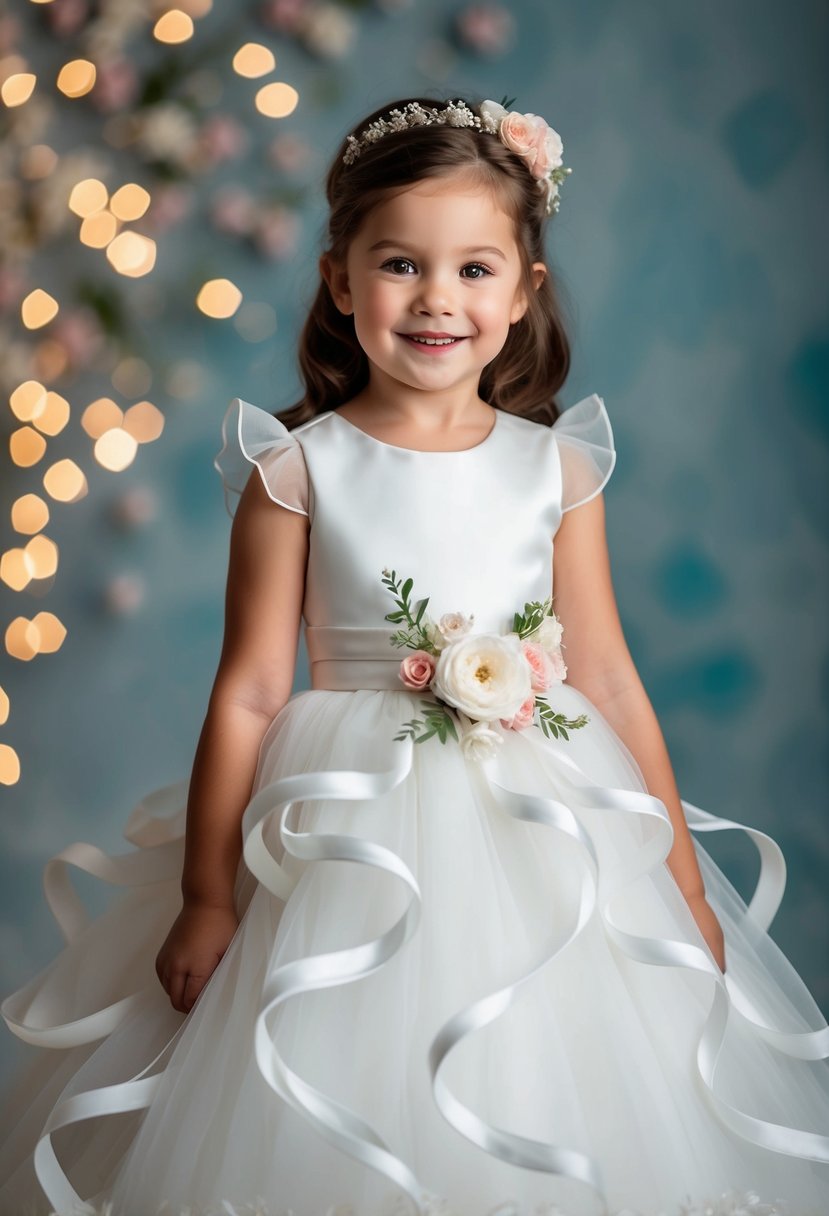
[215,397,615,689]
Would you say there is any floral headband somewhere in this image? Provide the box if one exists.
[341,96,572,216]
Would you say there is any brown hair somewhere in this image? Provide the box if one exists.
[277,93,572,430]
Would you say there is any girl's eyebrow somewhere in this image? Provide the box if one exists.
[367,239,507,262]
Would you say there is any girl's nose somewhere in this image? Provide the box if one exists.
[413,272,456,315]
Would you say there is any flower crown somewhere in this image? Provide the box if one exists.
[342,96,572,216]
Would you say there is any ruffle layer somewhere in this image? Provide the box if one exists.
[552,395,616,512]
[214,398,310,519]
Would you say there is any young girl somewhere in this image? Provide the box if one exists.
[1,93,828,1216]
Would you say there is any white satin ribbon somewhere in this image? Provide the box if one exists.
[4,726,829,1214]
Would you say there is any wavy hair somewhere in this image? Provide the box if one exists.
[277,93,572,430]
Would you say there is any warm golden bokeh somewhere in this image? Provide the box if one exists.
[11,494,50,535]
[1,72,36,107]
[255,81,299,118]
[68,177,109,217]
[153,10,195,44]
[34,392,71,437]
[82,397,123,438]
[233,43,276,78]
[94,428,139,471]
[10,380,48,423]
[196,278,243,318]
[109,183,151,221]
[123,401,164,444]
[56,59,96,99]
[0,744,20,787]
[5,617,41,661]
[80,210,119,248]
[10,427,48,468]
[31,611,67,653]
[0,550,35,592]
[24,534,58,579]
[21,289,59,329]
[42,458,87,503]
[105,231,157,276]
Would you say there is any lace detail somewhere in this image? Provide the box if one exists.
[51,1186,803,1216]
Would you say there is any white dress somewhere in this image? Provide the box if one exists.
[1,396,828,1216]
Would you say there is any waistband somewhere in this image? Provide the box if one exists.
[305,624,405,691]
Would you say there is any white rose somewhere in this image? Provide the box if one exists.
[438,611,474,643]
[479,99,507,133]
[534,613,563,651]
[459,718,504,762]
[432,632,532,720]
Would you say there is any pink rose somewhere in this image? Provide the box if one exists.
[521,640,557,691]
[500,111,547,171]
[399,649,436,691]
[500,693,536,731]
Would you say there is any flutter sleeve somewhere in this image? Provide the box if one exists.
[213,397,310,519]
[551,393,616,512]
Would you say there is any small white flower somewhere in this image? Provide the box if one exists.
[437,611,474,643]
[479,98,507,132]
[458,716,503,761]
[533,613,563,651]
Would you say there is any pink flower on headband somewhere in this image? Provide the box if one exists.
[480,99,567,212]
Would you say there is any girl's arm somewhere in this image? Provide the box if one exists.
[157,471,309,1010]
[551,491,726,970]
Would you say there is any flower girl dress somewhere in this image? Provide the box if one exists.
[1,395,828,1216]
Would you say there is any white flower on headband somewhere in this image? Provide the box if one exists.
[342,98,572,216]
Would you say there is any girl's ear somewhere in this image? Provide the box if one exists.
[510,261,547,323]
[319,253,353,315]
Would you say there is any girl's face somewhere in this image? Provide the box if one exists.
[321,174,546,405]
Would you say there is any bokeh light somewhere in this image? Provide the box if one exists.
[255,82,299,118]
[56,59,96,99]
[21,289,59,329]
[196,278,243,318]
[233,43,276,78]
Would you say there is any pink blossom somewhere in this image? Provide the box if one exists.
[500,693,536,731]
[51,308,105,368]
[455,3,515,57]
[198,114,249,167]
[253,206,300,259]
[520,640,557,691]
[268,132,312,174]
[45,0,90,37]
[399,649,436,691]
[259,0,310,34]
[90,57,139,113]
[0,265,28,313]
[146,183,193,234]
[210,187,256,236]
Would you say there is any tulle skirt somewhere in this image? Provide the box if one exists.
[1,685,828,1216]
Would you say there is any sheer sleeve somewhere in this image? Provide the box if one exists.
[213,397,309,519]
[552,394,616,512]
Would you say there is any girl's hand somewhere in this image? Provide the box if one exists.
[155,901,240,1013]
[684,891,726,974]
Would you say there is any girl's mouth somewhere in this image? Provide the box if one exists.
[399,334,467,353]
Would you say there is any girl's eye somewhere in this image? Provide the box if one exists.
[382,258,415,275]
[461,263,493,280]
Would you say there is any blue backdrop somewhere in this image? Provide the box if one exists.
[0,0,827,1091]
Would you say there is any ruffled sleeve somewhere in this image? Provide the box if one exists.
[552,393,616,512]
[214,397,310,519]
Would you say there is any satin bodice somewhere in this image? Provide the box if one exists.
[214,396,616,690]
